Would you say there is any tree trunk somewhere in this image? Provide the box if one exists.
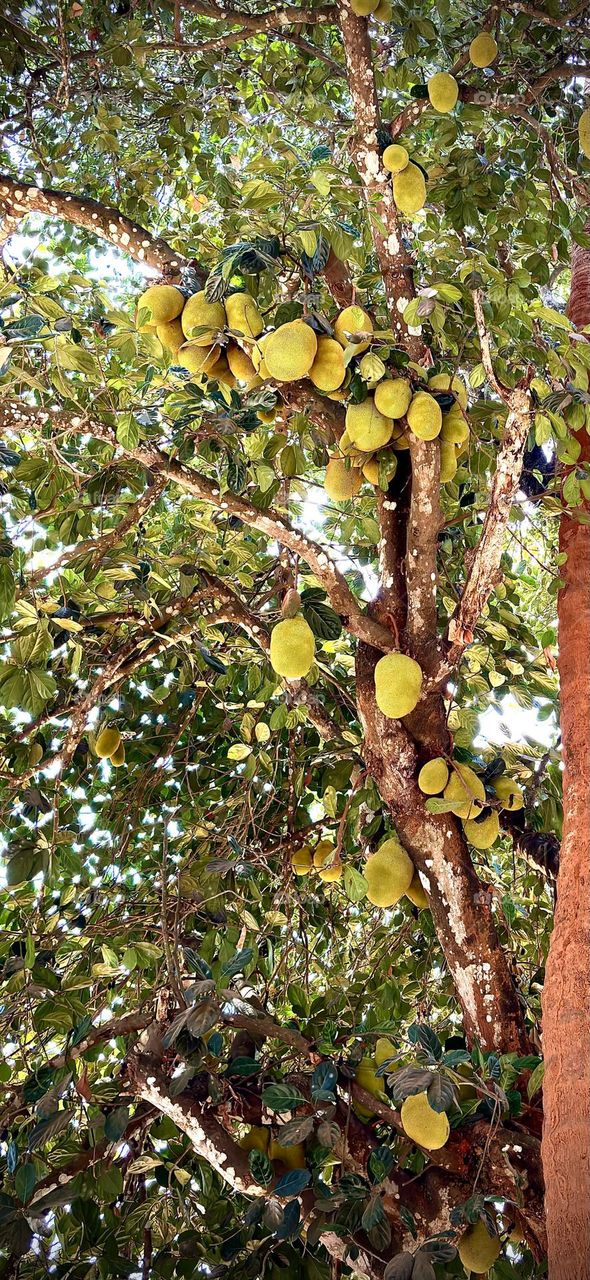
[541,232,590,1280]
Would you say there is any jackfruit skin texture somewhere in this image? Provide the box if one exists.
[338,429,364,462]
[239,1125,270,1154]
[309,336,346,391]
[382,143,409,174]
[345,399,393,451]
[264,321,318,381]
[392,162,427,215]
[373,0,392,16]
[362,457,380,485]
[225,292,263,338]
[580,108,590,158]
[418,757,449,795]
[354,1056,383,1116]
[291,845,313,875]
[226,343,256,381]
[458,1219,501,1273]
[407,391,443,440]
[375,1037,396,1067]
[429,372,468,409]
[493,776,524,810]
[391,425,410,450]
[181,291,226,344]
[313,840,342,881]
[469,31,498,67]
[441,407,469,445]
[374,652,423,719]
[444,763,486,819]
[406,870,429,909]
[270,615,315,680]
[364,838,414,907]
[156,318,185,355]
[95,727,122,759]
[269,1138,306,1169]
[324,457,363,501]
[400,1091,450,1150]
[440,438,458,483]
[178,343,221,376]
[463,810,500,850]
[427,72,459,113]
[374,378,412,419]
[110,742,126,767]
[137,284,184,324]
[333,305,373,352]
[350,0,379,13]
[208,355,235,386]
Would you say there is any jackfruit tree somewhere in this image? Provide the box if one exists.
[0,3,588,1279]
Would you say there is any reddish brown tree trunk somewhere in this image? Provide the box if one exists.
[541,234,590,1280]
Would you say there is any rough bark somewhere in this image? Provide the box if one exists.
[541,231,590,1280]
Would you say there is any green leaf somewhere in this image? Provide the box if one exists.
[527,1060,544,1100]
[248,1149,273,1187]
[14,1163,36,1204]
[343,865,368,903]
[0,562,15,622]
[301,595,342,641]
[261,1083,306,1112]
[116,415,140,449]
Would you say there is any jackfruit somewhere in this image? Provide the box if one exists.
[418,757,449,795]
[208,355,235,386]
[374,652,423,719]
[493,776,524,811]
[178,342,221,376]
[444,763,485,819]
[313,840,342,882]
[324,457,363,501]
[391,425,410,450]
[469,31,498,67]
[354,1056,382,1117]
[373,0,392,16]
[156,318,185,355]
[441,407,469,445]
[309,336,346,391]
[374,377,412,419]
[463,809,500,850]
[365,838,414,907]
[400,1091,449,1150]
[382,143,409,174]
[333,305,373,352]
[338,429,364,462]
[225,291,263,338]
[367,451,397,487]
[579,108,590,159]
[251,334,269,373]
[291,845,313,875]
[264,321,318,381]
[29,742,43,766]
[181,291,226,345]
[375,1037,396,1067]
[346,399,393,451]
[110,741,126,767]
[406,870,429,909]
[358,353,386,383]
[270,615,315,679]
[362,457,380,485]
[440,438,458,483]
[239,1126,269,1154]
[458,1220,501,1273]
[429,372,468,409]
[95,726,122,759]
[407,391,442,440]
[227,343,256,381]
[350,0,379,13]
[137,284,184,325]
[269,1138,306,1169]
[392,162,427,215]
[427,72,459,113]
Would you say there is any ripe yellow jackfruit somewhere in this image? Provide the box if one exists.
[418,757,449,795]
[407,391,442,440]
[579,108,590,159]
[493,777,524,811]
[226,343,256,381]
[354,1056,382,1117]
[178,342,221,376]
[391,424,410,450]
[463,809,500,850]
[441,407,469,445]
[444,763,485,819]
[291,845,313,875]
[400,1091,449,1150]
[346,399,393,451]
[110,741,126,767]
[324,457,363,501]
[382,143,409,174]
[338,429,364,462]
[264,321,318,381]
[458,1220,501,1273]
[313,840,342,882]
[137,284,184,325]
[392,162,427,215]
[309,336,346,391]
[374,377,412,420]
[406,870,429,909]
[239,1126,269,1154]
[95,727,122,759]
[469,31,498,67]
[269,1138,305,1169]
[427,72,459,113]
[440,438,458,483]
[373,0,392,16]
[362,457,380,485]
[225,291,263,338]
[333,305,373,352]
[270,615,315,680]
[181,291,226,345]
[429,372,468,409]
[374,652,423,719]
[156,318,185,355]
[375,1037,396,1067]
[208,355,235,386]
[365,838,414,908]
[351,0,379,13]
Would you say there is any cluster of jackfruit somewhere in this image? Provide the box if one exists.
[136,283,263,393]
[419,757,524,850]
[364,835,428,910]
[291,838,342,883]
[382,142,427,216]
[239,1125,306,1170]
[94,725,125,767]
[350,0,392,17]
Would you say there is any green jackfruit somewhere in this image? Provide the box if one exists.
[309,336,346,391]
[324,457,363,501]
[156,318,185,355]
[178,342,221,376]
[407,391,442,440]
[374,377,412,419]
[374,652,423,719]
[239,1126,269,1154]
[406,870,429,909]
[400,1091,449,1150]
[365,838,414,908]
[493,776,524,811]
[95,726,122,759]
[382,143,409,174]
[440,438,458,483]
[427,72,459,113]
[270,615,315,680]
[226,343,256,381]
[137,284,184,325]
[264,321,318,381]
[458,1219,501,1273]
[469,31,498,67]
[418,757,449,795]
[181,291,226,345]
[444,763,485,819]
[333,305,373,352]
[429,372,468,409]
[463,809,500,850]
[346,398,393,451]
[291,845,313,875]
[225,291,263,338]
[392,162,427,215]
